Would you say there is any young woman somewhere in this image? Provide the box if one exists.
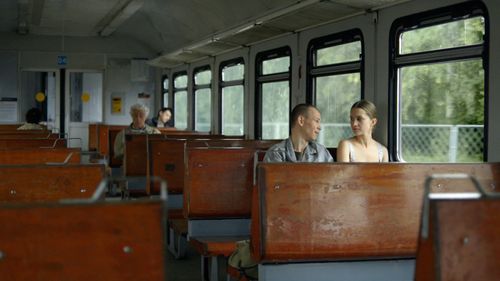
[337,100,388,162]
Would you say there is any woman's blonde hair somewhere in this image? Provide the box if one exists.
[130,103,149,117]
[351,100,377,119]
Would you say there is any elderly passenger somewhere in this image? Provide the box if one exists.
[114,103,160,160]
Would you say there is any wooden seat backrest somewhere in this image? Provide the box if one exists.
[124,134,151,177]
[184,147,257,218]
[252,163,500,263]
[149,138,187,194]
[0,132,58,139]
[415,196,500,281]
[105,125,128,167]
[0,138,66,149]
[0,164,105,203]
[0,148,81,165]
[0,199,166,280]
[0,124,23,131]
[186,139,279,149]
[88,123,99,151]
[149,139,275,195]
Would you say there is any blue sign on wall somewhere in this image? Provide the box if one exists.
[57,55,67,65]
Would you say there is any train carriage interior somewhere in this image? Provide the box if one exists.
[0,0,499,280]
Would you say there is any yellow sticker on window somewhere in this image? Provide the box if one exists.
[81,92,90,103]
[35,92,46,102]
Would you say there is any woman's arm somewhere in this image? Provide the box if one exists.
[336,140,350,162]
[382,145,389,162]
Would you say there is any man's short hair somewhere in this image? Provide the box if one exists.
[290,103,318,127]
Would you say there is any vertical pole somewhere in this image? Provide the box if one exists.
[449,125,458,162]
[59,68,66,138]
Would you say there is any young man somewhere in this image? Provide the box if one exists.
[264,103,333,162]
[229,104,333,280]
[147,107,173,128]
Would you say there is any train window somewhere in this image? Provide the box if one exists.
[220,58,245,136]
[162,75,168,107]
[255,47,291,140]
[173,72,188,129]
[307,29,363,148]
[390,2,487,163]
[193,67,211,132]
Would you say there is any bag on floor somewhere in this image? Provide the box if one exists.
[228,239,258,280]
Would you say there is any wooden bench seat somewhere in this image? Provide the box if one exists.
[0,132,58,139]
[0,147,81,165]
[252,163,500,281]
[189,236,247,257]
[0,195,167,280]
[0,164,105,203]
[0,138,66,149]
[123,136,263,195]
[415,175,500,281]
[184,147,271,281]
[0,124,23,131]
[184,147,258,219]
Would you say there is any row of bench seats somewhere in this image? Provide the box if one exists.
[0,124,169,280]
[117,128,500,281]
[1,122,498,280]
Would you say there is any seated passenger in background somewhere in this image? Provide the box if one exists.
[147,107,173,128]
[114,103,160,160]
[264,103,333,162]
[17,107,45,130]
[336,100,388,162]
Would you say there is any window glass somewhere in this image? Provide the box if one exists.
[263,57,290,75]
[174,75,187,88]
[195,88,211,132]
[195,70,211,85]
[222,85,244,135]
[399,60,484,162]
[69,72,103,123]
[222,63,244,81]
[400,17,484,54]
[174,90,187,129]
[315,73,361,147]
[316,41,361,66]
[162,77,168,107]
[262,81,289,139]
[163,78,169,90]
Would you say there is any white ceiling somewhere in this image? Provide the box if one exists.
[0,0,409,67]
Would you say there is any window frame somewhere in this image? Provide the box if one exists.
[192,65,212,131]
[161,74,169,107]
[254,46,292,140]
[172,71,188,129]
[306,28,365,105]
[218,57,245,136]
[388,1,489,162]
